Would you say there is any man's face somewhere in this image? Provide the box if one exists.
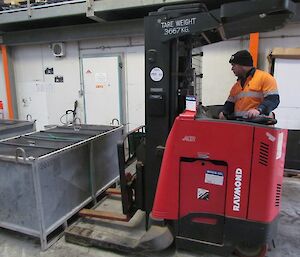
[231,63,245,78]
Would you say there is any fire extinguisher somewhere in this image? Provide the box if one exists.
[0,101,4,119]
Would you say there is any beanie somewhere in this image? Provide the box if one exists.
[229,50,253,67]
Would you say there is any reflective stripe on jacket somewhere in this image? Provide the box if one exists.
[226,69,278,116]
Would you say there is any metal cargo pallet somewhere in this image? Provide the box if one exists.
[0,124,123,250]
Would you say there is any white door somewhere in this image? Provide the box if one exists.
[273,59,300,129]
[82,56,122,125]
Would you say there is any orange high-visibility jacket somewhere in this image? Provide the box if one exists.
[227,69,278,117]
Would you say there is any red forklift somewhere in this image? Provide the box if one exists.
[66,1,295,256]
[150,109,287,257]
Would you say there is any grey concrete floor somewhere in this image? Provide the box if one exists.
[0,177,299,257]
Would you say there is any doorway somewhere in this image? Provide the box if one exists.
[81,55,123,125]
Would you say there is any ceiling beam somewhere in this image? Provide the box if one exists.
[0,0,195,24]
[86,0,106,22]
[2,18,144,46]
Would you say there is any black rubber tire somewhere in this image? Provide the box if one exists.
[234,243,268,257]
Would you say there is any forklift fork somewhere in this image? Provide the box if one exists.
[73,126,173,252]
[79,126,145,221]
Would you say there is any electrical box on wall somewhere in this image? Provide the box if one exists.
[51,43,65,57]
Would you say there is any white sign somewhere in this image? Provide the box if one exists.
[161,17,197,36]
[276,132,284,160]
[150,67,163,82]
[205,170,224,186]
[95,72,107,84]
[186,95,196,111]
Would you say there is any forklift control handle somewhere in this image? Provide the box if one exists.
[231,115,277,125]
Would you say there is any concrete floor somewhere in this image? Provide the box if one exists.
[0,177,299,257]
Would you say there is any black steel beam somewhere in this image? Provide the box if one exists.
[2,18,144,46]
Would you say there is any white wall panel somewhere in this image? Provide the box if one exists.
[125,46,145,131]
[40,42,81,126]
[16,81,49,129]
[273,59,300,129]
[200,40,244,106]
[13,45,44,83]
[13,45,47,129]
[0,50,8,118]
[12,43,81,130]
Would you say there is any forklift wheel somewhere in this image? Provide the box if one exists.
[234,243,268,257]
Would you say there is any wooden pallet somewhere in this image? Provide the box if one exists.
[64,192,147,252]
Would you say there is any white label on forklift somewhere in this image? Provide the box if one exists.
[205,170,224,186]
[150,67,163,82]
[186,95,196,111]
[276,132,284,160]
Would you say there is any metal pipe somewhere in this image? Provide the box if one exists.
[32,161,47,250]
[1,141,60,150]
[25,134,82,142]
[79,42,144,51]
[89,142,96,204]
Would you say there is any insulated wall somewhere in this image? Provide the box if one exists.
[12,43,81,130]
[199,23,300,108]
[11,37,145,132]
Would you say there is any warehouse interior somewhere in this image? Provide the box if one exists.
[0,1,300,257]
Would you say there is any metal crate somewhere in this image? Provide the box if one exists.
[0,119,35,139]
[0,124,123,250]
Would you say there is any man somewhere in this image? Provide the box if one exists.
[219,50,279,119]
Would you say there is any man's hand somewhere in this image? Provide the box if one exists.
[219,112,227,120]
[246,108,260,119]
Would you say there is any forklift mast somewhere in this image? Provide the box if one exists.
[144,0,297,215]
